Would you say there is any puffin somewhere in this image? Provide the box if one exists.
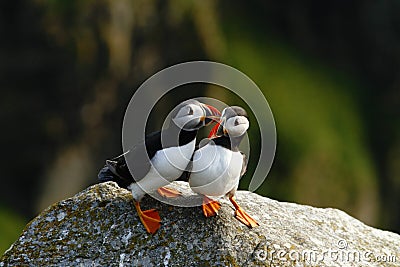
[98,99,220,234]
[188,106,259,228]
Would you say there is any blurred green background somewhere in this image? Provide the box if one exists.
[1,0,399,254]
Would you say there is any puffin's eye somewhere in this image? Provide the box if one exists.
[188,107,194,115]
[234,118,239,126]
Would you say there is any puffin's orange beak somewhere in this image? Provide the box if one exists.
[204,104,221,138]
[208,120,221,138]
[202,104,221,127]
[205,104,221,117]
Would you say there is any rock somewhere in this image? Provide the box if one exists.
[1,182,399,267]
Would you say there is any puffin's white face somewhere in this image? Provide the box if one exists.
[224,116,249,137]
[172,103,205,130]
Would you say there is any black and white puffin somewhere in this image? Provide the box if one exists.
[98,99,220,233]
[188,106,259,228]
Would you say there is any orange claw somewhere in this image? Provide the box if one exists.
[202,196,221,217]
[229,196,259,228]
[157,187,181,198]
[134,201,161,234]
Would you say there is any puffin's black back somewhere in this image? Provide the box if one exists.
[98,125,198,189]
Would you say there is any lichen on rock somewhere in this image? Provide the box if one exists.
[1,182,399,266]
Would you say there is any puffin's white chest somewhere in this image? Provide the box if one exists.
[130,139,196,201]
[151,138,195,179]
[189,144,243,197]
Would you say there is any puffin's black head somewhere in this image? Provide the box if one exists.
[212,106,249,137]
[171,100,220,131]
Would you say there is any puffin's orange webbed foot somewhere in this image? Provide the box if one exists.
[157,187,181,198]
[229,196,259,228]
[234,208,259,228]
[134,202,161,234]
[202,196,221,217]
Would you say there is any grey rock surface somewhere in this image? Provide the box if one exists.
[1,182,399,266]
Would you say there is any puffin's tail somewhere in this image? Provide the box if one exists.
[97,160,132,189]
[97,165,117,183]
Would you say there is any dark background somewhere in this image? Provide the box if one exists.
[1,0,399,253]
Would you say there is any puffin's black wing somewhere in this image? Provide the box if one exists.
[98,130,162,188]
[98,125,198,188]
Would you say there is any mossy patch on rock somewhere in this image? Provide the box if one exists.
[1,182,399,266]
